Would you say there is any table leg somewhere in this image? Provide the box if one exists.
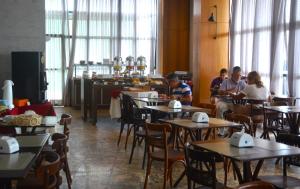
[231,160,243,184]
[243,161,252,182]
[252,160,264,180]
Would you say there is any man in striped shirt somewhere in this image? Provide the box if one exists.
[167,74,192,105]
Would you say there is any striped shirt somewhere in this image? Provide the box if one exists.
[172,82,192,100]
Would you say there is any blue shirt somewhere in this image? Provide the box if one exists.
[220,78,246,93]
[172,82,192,105]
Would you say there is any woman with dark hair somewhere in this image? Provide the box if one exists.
[231,71,270,100]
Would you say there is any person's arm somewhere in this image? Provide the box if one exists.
[179,94,192,103]
[230,92,246,100]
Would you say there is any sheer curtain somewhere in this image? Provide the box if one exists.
[46,0,158,105]
[230,0,272,90]
[230,0,300,96]
[288,0,300,98]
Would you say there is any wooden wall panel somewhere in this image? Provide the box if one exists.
[191,0,229,104]
[162,0,190,75]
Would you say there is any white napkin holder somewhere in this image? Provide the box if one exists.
[229,128,254,147]
[148,93,158,99]
[0,136,19,153]
[192,112,209,123]
[168,100,182,109]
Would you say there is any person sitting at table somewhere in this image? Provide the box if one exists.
[230,71,271,101]
[166,73,193,105]
[210,68,228,103]
[216,66,246,136]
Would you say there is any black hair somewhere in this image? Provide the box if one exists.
[220,68,228,75]
[167,73,179,81]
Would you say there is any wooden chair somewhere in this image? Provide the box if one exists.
[232,99,265,137]
[198,103,216,118]
[123,95,150,169]
[184,143,226,189]
[51,133,72,189]
[17,151,60,189]
[117,94,140,150]
[225,113,254,137]
[234,181,275,189]
[59,114,72,139]
[144,123,185,189]
[276,133,300,166]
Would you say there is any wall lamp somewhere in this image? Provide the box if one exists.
[208,5,217,39]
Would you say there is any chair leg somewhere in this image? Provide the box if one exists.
[144,158,152,189]
[117,122,125,146]
[125,124,133,150]
[129,128,137,164]
[142,140,147,169]
[169,165,173,187]
[224,158,228,187]
[163,163,168,189]
[63,159,72,189]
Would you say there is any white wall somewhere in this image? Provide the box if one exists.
[0,0,45,96]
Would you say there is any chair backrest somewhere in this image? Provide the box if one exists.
[276,133,300,148]
[184,143,218,189]
[121,94,144,123]
[51,133,68,158]
[235,181,275,189]
[35,151,61,189]
[198,103,216,117]
[225,113,254,136]
[272,96,295,106]
[59,114,72,139]
[145,123,172,158]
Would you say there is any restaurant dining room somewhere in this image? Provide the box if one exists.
[1,0,300,188]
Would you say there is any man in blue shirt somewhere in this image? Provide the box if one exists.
[216,66,246,136]
[167,74,192,105]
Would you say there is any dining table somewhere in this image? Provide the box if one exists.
[160,118,241,143]
[193,138,300,186]
[264,106,300,134]
[145,105,211,122]
[0,133,50,189]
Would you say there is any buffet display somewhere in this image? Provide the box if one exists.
[74,56,151,79]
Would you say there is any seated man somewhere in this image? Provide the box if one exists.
[216,66,246,136]
[210,68,228,103]
[167,74,192,105]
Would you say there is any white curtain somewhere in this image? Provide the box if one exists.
[230,0,273,90]
[46,0,158,104]
[287,0,300,98]
[230,0,300,97]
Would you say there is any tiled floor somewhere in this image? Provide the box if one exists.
[56,107,300,189]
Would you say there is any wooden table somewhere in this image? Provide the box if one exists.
[0,134,50,189]
[145,105,210,122]
[160,118,241,142]
[133,97,170,106]
[264,106,300,134]
[193,139,300,184]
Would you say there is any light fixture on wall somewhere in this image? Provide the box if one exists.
[208,5,217,39]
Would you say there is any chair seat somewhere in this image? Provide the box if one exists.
[258,175,300,189]
[150,149,184,161]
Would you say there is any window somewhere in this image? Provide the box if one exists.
[46,0,158,102]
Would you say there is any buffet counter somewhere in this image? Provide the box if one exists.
[72,77,168,124]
